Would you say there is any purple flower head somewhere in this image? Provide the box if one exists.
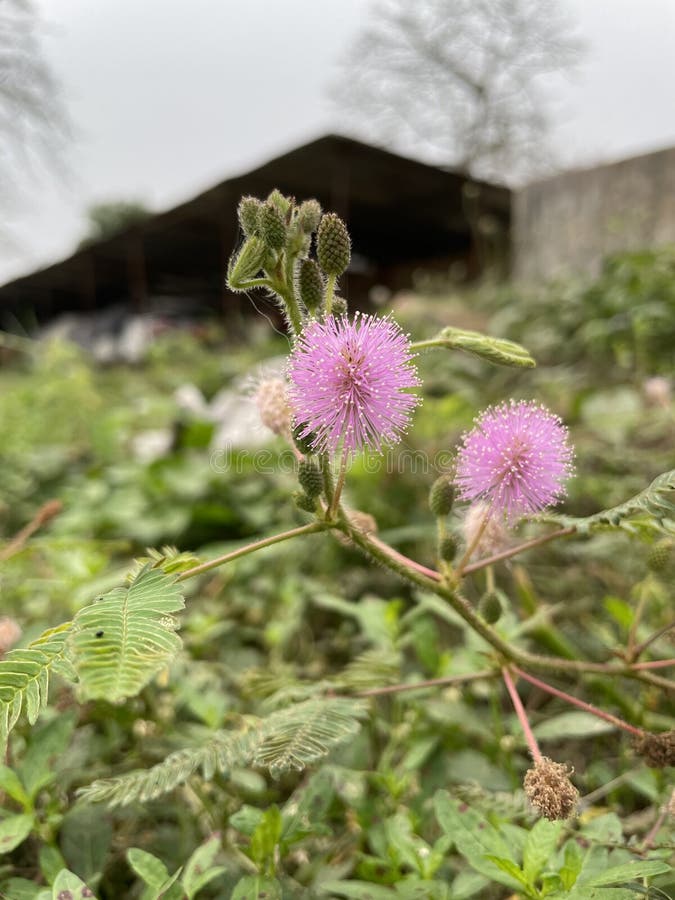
[455,400,574,521]
[287,313,420,455]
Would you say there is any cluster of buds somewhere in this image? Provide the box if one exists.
[227,190,352,331]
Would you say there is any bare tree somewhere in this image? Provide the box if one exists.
[331,0,582,183]
[0,0,70,206]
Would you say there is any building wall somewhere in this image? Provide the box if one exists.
[513,146,675,282]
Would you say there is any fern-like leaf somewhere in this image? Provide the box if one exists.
[126,546,200,582]
[538,468,675,536]
[79,697,368,806]
[252,697,368,778]
[69,566,184,702]
[0,622,73,753]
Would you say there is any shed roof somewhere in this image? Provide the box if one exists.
[0,134,510,322]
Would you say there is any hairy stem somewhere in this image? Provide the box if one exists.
[631,620,675,661]
[512,666,644,737]
[177,522,328,582]
[502,667,542,763]
[356,669,497,697]
[324,273,337,316]
[461,526,576,576]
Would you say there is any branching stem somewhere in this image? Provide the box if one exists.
[177,522,328,582]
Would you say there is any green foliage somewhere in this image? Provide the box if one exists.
[1,229,675,896]
[78,697,368,805]
[538,467,675,536]
[416,325,536,368]
[69,566,185,702]
[0,623,72,754]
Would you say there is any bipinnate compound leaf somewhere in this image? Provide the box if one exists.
[79,697,367,806]
[251,696,367,777]
[538,468,675,536]
[0,622,73,754]
[415,326,536,368]
[70,566,184,702]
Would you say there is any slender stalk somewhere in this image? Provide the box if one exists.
[512,666,644,737]
[502,667,542,763]
[641,788,675,852]
[356,669,497,697]
[630,658,675,671]
[177,522,328,582]
[0,500,63,562]
[461,526,576,576]
[631,620,675,660]
[328,450,349,519]
[456,504,492,574]
[324,273,337,316]
[366,534,441,581]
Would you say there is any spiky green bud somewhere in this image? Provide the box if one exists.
[332,297,348,317]
[297,259,324,312]
[297,199,322,234]
[267,189,291,217]
[238,196,262,237]
[292,423,318,456]
[227,236,267,290]
[259,201,286,251]
[293,491,317,513]
[298,459,323,498]
[438,535,457,563]
[317,213,351,276]
[479,591,502,624]
[647,539,673,572]
[429,476,456,517]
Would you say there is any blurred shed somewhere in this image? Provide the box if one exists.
[0,134,510,329]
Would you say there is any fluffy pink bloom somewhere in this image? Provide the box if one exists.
[287,313,420,454]
[455,400,574,521]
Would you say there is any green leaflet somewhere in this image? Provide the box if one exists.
[69,565,185,702]
[0,622,73,755]
[412,326,536,368]
[538,468,675,536]
[78,697,368,806]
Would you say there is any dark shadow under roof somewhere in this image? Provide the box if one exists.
[0,134,510,322]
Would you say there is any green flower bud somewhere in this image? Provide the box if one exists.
[438,535,457,563]
[298,459,323,498]
[259,201,286,251]
[332,297,348,317]
[292,423,318,455]
[479,591,502,624]
[297,199,322,233]
[297,259,324,312]
[647,539,673,572]
[267,189,292,217]
[237,195,262,236]
[317,213,351,276]
[227,236,267,290]
[293,491,317,513]
[429,475,456,517]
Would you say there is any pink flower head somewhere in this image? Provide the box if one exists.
[455,400,574,521]
[287,313,420,455]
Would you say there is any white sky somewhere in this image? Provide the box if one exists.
[2,0,675,283]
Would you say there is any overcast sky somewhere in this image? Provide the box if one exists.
[2,0,675,283]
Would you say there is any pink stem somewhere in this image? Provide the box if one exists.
[461,526,576,576]
[512,666,644,737]
[502,667,543,763]
[367,534,442,581]
[630,658,675,671]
